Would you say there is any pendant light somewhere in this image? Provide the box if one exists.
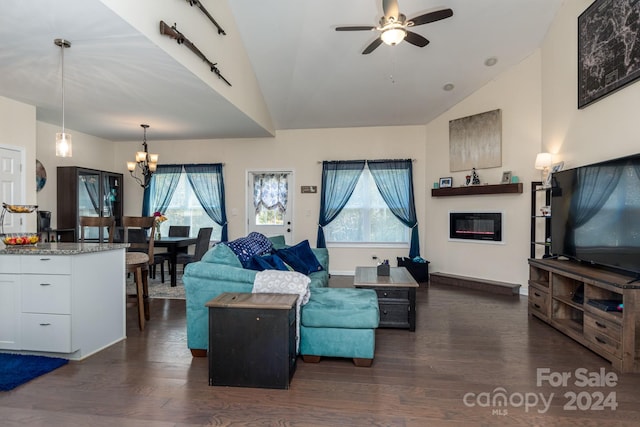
[54,38,72,158]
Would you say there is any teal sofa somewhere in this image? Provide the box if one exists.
[183,239,329,356]
[183,235,379,365]
[300,287,379,366]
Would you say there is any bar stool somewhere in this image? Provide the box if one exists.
[79,216,115,243]
[122,216,155,330]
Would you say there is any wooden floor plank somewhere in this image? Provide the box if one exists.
[1,277,639,426]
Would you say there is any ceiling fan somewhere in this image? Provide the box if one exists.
[336,0,453,54]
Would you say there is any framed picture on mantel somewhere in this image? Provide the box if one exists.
[439,177,453,188]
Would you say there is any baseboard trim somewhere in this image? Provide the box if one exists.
[430,272,521,296]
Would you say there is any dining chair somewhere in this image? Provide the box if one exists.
[151,225,191,282]
[176,227,213,273]
[122,216,155,330]
[79,216,115,243]
[169,225,191,237]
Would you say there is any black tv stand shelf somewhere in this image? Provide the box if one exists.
[530,181,551,258]
[528,258,640,373]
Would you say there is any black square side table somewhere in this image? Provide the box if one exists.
[206,292,298,389]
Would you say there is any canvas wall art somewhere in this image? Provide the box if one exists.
[578,0,640,108]
[449,109,502,172]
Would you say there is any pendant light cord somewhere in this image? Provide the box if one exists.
[61,41,65,134]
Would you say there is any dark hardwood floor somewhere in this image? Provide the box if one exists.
[1,277,640,426]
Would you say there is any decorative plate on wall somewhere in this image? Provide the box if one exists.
[36,159,47,192]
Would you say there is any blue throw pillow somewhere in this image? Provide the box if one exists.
[276,240,323,275]
[223,232,273,267]
[246,254,289,271]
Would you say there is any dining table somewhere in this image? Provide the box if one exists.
[154,236,197,287]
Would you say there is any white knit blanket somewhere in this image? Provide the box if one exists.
[252,270,311,352]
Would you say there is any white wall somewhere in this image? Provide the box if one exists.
[0,96,37,230]
[114,125,427,274]
[100,0,274,135]
[541,0,640,167]
[423,51,543,288]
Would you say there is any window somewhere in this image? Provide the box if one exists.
[253,173,288,226]
[325,168,408,244]
[157,172,222,240]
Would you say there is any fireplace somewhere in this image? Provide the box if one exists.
[449,212,502,242]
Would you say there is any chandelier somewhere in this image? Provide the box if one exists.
[127,124,158,188]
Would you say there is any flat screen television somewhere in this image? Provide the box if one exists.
[550,153,640,276]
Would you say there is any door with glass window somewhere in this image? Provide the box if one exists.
[247,171,293,243]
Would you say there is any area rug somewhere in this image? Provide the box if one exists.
[0,353,68,391]
[126,274,186,299]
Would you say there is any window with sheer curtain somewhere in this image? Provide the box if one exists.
[161,173,222,240]
[146,164,227,241]
[253,173,288,225]
[324,167,409,244]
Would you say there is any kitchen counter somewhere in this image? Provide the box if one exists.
[0,242,128,255]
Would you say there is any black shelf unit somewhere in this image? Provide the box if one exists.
[57,166,123,242]
[530,181,552,258]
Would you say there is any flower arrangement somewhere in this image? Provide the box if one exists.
[153,211,167,239]
[153,211,168,224]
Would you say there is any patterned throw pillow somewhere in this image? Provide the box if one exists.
[223,232,273,267]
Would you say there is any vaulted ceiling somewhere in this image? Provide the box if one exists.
[0,0,563,141]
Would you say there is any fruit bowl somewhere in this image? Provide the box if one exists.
[2,233,40,246]
[2,203,38,213]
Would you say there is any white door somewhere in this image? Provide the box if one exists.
[247,171,294,243]
[0,147,24,233]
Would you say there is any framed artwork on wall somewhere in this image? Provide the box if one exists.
[449,109,502,172]
[545,162,565,188]
[36,159,47,192]
[578,0,640,108]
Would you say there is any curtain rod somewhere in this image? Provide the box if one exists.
[317,159,416,164]
[159,162,226,167]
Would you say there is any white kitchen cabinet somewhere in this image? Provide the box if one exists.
[0,243,127,360]
[0,255,21,349]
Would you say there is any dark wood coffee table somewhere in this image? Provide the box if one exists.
[354,266,418,331]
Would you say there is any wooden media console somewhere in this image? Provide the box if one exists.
[528,258,640,373]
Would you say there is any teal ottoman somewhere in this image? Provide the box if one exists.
[300,287,379,367]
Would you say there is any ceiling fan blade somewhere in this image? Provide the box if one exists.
[363,37,383,54]
[409,8,453,26]
[336,26,376,31]
[405,31,429,47]
[383,0,400,20]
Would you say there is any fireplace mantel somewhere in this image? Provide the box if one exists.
[431,182,523,197]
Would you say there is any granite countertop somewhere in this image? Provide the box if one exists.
[0,242,129,255]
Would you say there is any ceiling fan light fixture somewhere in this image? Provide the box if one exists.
[381,27,406,46]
